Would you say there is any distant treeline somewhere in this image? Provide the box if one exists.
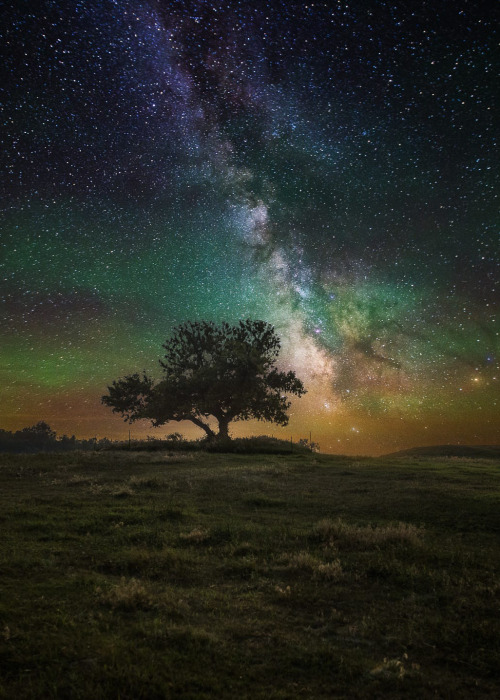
[0,422,116,453]
[0,423,320,455]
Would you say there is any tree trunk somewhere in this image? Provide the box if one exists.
[217,417,230,441]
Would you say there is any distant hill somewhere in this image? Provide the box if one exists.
[384,445,500,459]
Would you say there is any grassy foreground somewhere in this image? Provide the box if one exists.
[0,450,499,699]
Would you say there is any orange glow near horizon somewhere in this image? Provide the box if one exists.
[2,377,498,456]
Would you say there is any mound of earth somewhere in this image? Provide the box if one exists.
[384,445,500,459]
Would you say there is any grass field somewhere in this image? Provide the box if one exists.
[1,449,499,698]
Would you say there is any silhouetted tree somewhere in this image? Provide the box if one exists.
[21,421,56,439]
[102,320,306,441]
[21,421,57,447]
[0,424,115,453]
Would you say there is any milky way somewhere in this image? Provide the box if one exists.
[1,0,498,453]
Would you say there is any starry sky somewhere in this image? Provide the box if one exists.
[1,0,498,454]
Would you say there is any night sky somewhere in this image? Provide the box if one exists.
[2,0,498,454]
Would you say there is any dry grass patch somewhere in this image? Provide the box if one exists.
[97,576,193,617]
[98,577,153,610]
[285,550,343,581]
[86,482,135,496]
[109,485,135,497]
[314,518,424,549]
[286,550,319,571]
[369,653,420,680]
[179,528,211,544]
[315,559,343,580]
[127,475,167,489]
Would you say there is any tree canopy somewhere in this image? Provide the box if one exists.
[102,319,306,441]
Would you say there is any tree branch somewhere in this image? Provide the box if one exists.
[189,416,216,438]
